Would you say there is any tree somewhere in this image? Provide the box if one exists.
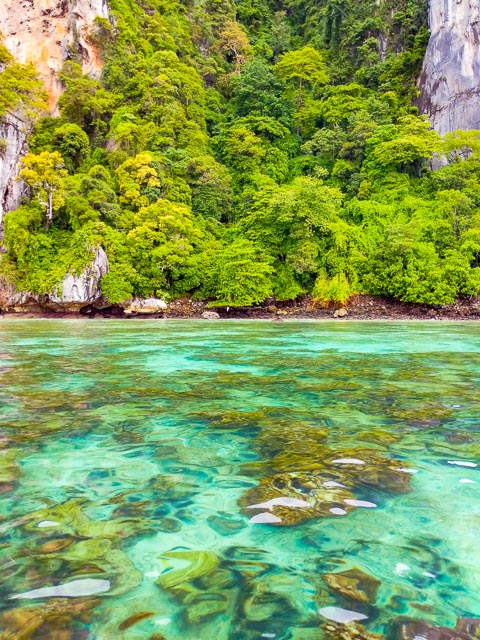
[53,124,90,172]
[0,44,46,117]
[233,58,291,122]
[19,152,68,229]
[186,156,233,221]
[58,62,118,134]
[275,46,329,108]
[239,176,355,297]
[116,153,163,210]
[126,200,203,296]
[366,116,441,176]
[202,239,273,306]
[219,21,253,74]
[442,130,480,161]
[270,11,292,58]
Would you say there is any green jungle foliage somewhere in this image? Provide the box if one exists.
[2,0,480,307]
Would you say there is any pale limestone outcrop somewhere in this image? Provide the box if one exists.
[0,0,109,112]
[418,0,480,134]
[4,246,109,312]
[51,246,109,305]
[123,298,168,315]
[0,111,29,238]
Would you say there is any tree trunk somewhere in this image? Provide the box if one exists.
[46,190,53,229]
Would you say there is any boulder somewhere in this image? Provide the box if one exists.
[123,298,168,315]
[333,308,348,318]
[202,311,220,319]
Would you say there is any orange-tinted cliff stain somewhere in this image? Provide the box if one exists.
[0,0,109,113]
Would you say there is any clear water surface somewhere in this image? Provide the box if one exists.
[0,320,479,639]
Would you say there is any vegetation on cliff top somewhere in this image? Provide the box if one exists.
[2,0,480,307]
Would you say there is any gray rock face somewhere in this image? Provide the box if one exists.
[0,111,29,237]
[4,246,109,312]
[418,0,480,134]
[51,246,109,305]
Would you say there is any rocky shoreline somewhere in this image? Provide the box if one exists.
[2,294,480,321]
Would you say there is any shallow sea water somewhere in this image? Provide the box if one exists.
[0,319,479,639]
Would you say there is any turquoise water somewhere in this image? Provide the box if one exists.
[0,320,479,639]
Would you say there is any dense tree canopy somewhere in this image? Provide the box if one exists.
[2,0,480,307]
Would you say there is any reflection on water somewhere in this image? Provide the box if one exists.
[0,319,479,639]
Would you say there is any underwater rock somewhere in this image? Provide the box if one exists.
[17,501,143,598]
[243,588,291,622]
[199,408,267,430]
[322,568,381,604]
[148,474,199,500]
[185,593,230,624]
[360,430,402,445]
[0,598,98,640]
[241,441,412,525]
[240,473,355,525]
[207,513,246,535]
[252,421,328,462]
[37,538,74,554]
[157,517,182,532]
[118,611,155,631]
[455,619,480,635]
[25,498,147,540]
[327,450,413,494]
[389,617,478,640]
[385,402,453,428]
[156,550,219,589]
[323,621,385,640]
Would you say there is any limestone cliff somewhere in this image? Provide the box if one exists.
[418,0,480,134]
[0,0,109,112]
[0,111,30,239]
